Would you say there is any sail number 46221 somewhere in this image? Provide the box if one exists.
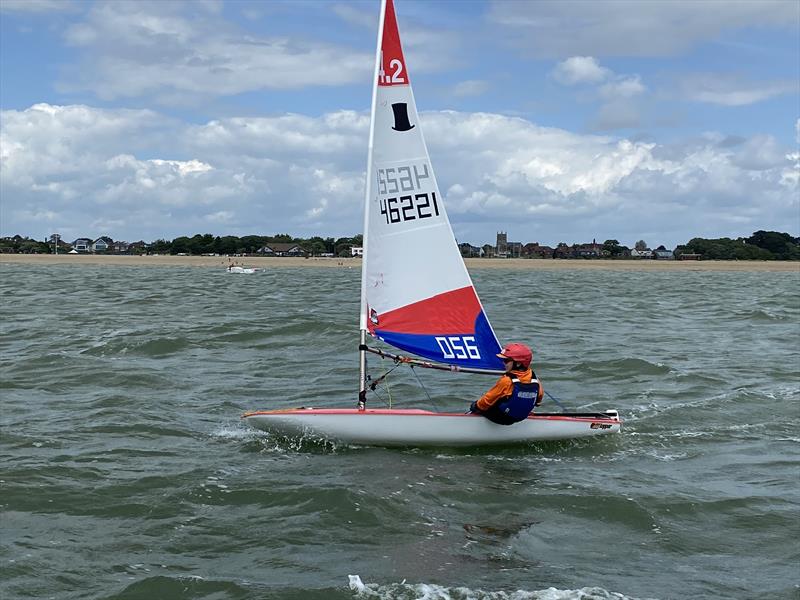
[435,336,481,360]
[377,162,441,225]
[380,193,439,224]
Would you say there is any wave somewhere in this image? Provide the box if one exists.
[571,358,671,379]
[104,575,250,599]
[347,575,656,600]
[732,308,795,322]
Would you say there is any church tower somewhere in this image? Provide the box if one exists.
[496,232,508,257]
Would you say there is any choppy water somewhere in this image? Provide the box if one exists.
[1,263,798,600]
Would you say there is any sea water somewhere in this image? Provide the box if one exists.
[1,263,798,599]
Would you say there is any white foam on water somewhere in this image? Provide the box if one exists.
[346,575,658,600]
[211,421,347,454]
[349,575,366,593]
[211,422,259,440]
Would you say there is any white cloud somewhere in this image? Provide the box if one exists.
[453,80,491,97]
[681,74,798,106]
[0,104,368,242]
[58,2,372,102]
[53,0,459,104]
[332,4,378,29]
[783,152,800,187]
[1,0,77,13]
[488,0,797,57]
[730,135,789,171]
[552,57,610,85]
[599,76,646,100]
[149,159,213,176]
[424,111,798,244]
[1,104,797,247]
[551,59,646,130]
[204,210,234,224]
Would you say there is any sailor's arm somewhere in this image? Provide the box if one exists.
[473,377,513,412]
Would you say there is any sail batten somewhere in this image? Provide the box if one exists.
[360,0,503,371]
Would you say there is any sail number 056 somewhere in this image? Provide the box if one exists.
[435,336,481,360]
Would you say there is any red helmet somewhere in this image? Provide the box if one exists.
[497,343,533,368]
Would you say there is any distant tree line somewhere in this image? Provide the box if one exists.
[674,231,799,261]
[0,236,50,254]
[1,230,797,260]
[149,233,363,257]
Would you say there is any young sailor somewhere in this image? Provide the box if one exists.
[469,343,543,425]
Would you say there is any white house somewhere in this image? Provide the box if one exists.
[73,238,91,252]
[93,236,113,252]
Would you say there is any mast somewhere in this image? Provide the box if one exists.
[359,0,388,409]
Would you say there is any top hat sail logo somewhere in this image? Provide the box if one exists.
[391,103,415,131]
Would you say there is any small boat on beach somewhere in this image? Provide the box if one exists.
[243,0,620,446]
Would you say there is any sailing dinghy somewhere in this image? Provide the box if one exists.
[243,0,620,446]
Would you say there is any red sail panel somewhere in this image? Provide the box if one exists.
[379,0,410,87]
[368,286,480,335]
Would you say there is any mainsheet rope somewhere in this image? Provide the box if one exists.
[366,361,402,408]
[544,389,569,412]
[409,364,439,411]
[366,359,440,411]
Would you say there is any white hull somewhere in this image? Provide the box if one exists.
[227,266,257,274]
[243,408,621,447]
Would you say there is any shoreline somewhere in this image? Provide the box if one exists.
[1,254,798,272]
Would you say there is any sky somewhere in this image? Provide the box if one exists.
[1,0,798,249]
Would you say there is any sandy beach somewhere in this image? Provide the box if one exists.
[1,253,797,272]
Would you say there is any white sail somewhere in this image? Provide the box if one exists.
[359,0,503,371]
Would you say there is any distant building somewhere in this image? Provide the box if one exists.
[575,239,604,258]
[73,238,92,253]
[258,242,307,257]
[496,232,508,258]
[458,242,481,258]
[128,241,150,254]
[523,243,554,259]
[629,249,652,259]
[553,244,573,259]
[93,236,113,252]
[350,246,363,257]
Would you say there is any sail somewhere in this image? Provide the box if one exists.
[359,0,503,371]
